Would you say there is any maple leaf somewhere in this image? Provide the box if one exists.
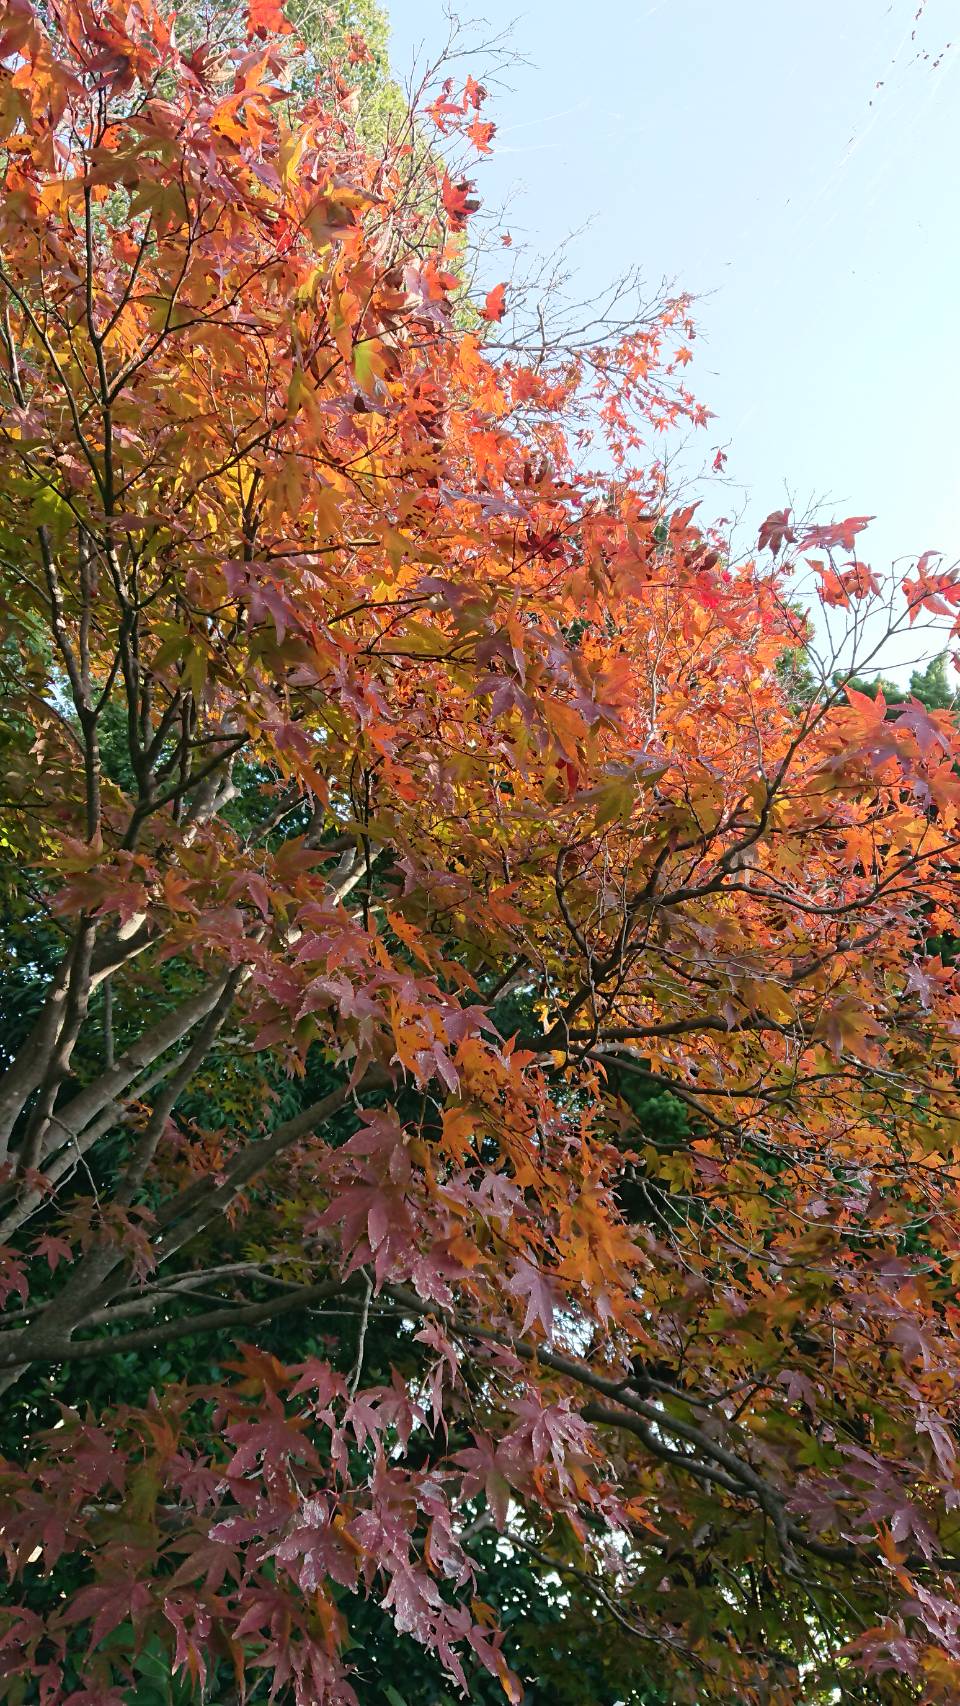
[223,1405,319,1479]
[62,1582,152,1651]
[246,0,292,37]
[902,564,960,623]
[480,282,507,323]
[0,1246,28,1308]
[441,174,479,232]
[815,562,853,606]
[506,1257,559,1337]
[892,699,953,760]
[800,514,874,552]
[815,558,882,605]
[757,507,795,554]
[32,1232,72,1271]
[454,1435,513,1529]
[163,1597,212,1694]
[467,117,497,154]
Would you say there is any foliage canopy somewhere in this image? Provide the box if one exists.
[2,3,960,1702]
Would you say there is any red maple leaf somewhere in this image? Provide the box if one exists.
[467,117,496,154]
[33,1232,72,1271]
[758,508,795,554]
[506,1257,558,1337]
[441,175,479,232]
[463,75,487,110]
[480,282,506,323]
[246,0,291,35]
[800,515,874,553]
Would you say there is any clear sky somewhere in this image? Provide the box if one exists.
[384,0,960,679]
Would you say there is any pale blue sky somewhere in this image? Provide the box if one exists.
[385,0,960,679]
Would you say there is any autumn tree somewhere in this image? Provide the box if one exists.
[2,4,960,1704]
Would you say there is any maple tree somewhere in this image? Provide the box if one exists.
[2,2,960,1703]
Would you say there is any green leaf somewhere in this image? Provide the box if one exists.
[352,336,378,392]
[593,776,635,829]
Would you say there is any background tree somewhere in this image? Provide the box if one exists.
[840,652,957,714]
